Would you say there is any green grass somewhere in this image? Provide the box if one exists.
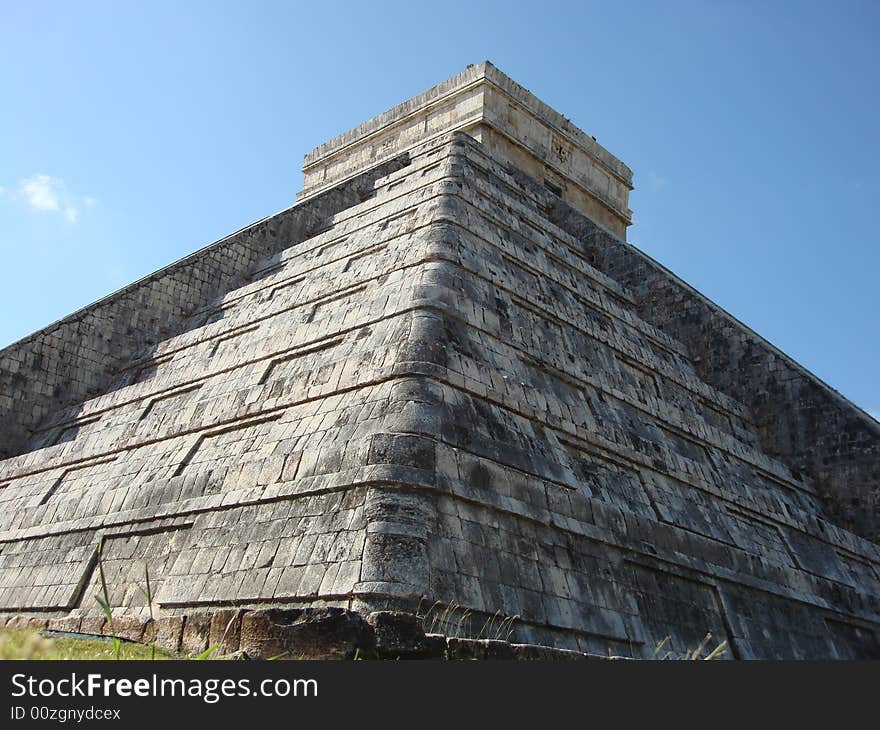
[0,628,176,660]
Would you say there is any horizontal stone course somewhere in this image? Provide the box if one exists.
[0,154,410,462]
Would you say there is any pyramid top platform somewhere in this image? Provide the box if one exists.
[299,61,633,237]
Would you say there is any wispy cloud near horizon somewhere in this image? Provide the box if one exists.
[14,174,93,223]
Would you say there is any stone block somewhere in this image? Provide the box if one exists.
[240,607,372,660]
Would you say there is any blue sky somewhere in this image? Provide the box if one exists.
[1,1,877,417]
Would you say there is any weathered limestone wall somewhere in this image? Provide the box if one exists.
[0,141,462,619]
[0,155,409,461]
[471,125,627,237]
[350,134,879,658]
[540,178,880,544]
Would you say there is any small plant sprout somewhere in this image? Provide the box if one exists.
[138,563,156,660]
[94,536,122,660]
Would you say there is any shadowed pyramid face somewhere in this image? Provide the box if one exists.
[1,67,878,660]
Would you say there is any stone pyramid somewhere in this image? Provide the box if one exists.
[1,62,878,659]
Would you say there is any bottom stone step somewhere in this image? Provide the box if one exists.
[1,609,624,660]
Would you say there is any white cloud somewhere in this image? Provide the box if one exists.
[20,174,63,211]
[13,174,94,223]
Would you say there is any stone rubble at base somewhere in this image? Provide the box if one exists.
[2,608,614,660]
